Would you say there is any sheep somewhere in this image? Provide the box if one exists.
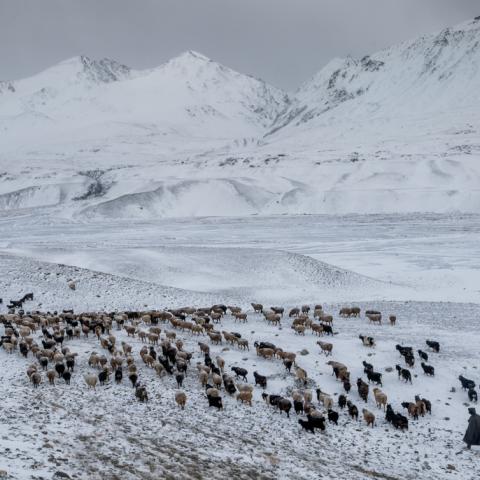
[212,373,223,389]
[237,338,249,350]
[362,409,375,427]
[293,324,305,335]
[317,341,333,356]
[236,390,253,406]
[367,313,382,325]
[277,398,292,418]
[251,303,263,313]
[426,340,440,353]
[327,409,339,425]
[401,402,419,420]
[339,307,352,317]
[175,391,187,409]
[198,342,210,354]
[46,369,56,385]
[84,374,98,390]
[199,370,209,387]
[301,305,310,314]
[214,356,225,372]
[270,307,284,316]
[303,390,313,403]
[231,366,248,382]
[311,323,324,336]
[253,371,267,388]
[289,307,300,317]
[207,331,222,345]
[316,389,333,409]
[421,362,435,376]
[256,347,275,359]
[373,387,387,410]
[31,372,42,388]
[294,366,308,386]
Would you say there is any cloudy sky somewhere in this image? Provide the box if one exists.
[1,0,478,90]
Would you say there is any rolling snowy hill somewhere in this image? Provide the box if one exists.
[1,18,480,217]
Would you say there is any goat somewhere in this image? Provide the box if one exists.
[421,362,435,376]
[231,366,248,382]
[426,340,440,353]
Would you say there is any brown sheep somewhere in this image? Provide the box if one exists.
[317,341,333,356]
[216,356,225,372]
[251,303,263,313]
[124,325,136,337]
[199,370,209,387]
[362,408,375,427]
[236,390,253,406]
[295,366,308,386]
[46,370,56,385]
[212,373,223,389]
[293,325,305,335]
[256,347,275,359]
[208,332,222,345]
[175,391,187,410]
[367,313,382,325]
[233,312,248,323]
[198,342,210,354]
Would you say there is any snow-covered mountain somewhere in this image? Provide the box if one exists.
[1,18,480,217]
[269,16,480,137]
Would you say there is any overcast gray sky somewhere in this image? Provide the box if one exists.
[1,0,478,90]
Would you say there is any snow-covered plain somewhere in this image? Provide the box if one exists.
[0,212,479,480]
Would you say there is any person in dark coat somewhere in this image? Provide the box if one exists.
[464,408,480,449]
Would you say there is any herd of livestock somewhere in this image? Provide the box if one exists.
[0,294,478,435]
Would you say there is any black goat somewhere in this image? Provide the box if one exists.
[417,350,428,361]
[254,371,267,388]
[396,365,412,383]
[459,375,475,390]
[366,370,383,386]
[327,409,339,425]
[421,362,435,376]
[426,340,440,353]
[231,366,248,382]
[468,388,478,403]
[338,394,347,409]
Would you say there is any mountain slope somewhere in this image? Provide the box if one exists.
[1,18,480,217]
[269,17,480,137]
[0,51,288,150]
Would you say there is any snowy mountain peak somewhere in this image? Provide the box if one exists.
[45,55,131,84]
